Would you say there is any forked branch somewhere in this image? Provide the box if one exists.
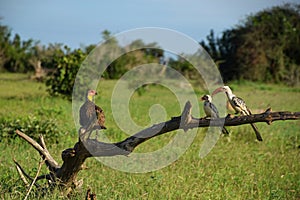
[15,130,60,171]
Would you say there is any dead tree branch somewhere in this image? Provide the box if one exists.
[14,159,30,188]
[15,130,60,171]
[87,105,300,157]
[24,158,45,200]
[14,101,300,195]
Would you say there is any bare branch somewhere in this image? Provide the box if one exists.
[187,109,300,128]
[13,159,41,188]
[180,100,192,132]
[14,159,29,187]
[39,135,59,172]
[15,130,60,171]
[84,103,300,157]
[24,158,45,200]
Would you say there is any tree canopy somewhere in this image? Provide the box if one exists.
[201,3,300,85]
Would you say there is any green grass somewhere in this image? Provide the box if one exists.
[0,73,299,199]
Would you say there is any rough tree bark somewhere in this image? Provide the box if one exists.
[14,101,300,196]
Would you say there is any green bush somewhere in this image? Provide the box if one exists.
[0,116,63,143]
[200,4,300,85]
[46,48,86,100]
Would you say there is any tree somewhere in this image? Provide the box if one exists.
[13,102,300,198]
[45,47,86,100]
[199,30,220,62]
[201,3,300,85]
[0,22,36,73]
[0,23,11,71]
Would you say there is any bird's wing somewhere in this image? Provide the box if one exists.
[246,107,252,115]
[232,96,249,115]
[95,104,106,129]
[203,102,211,117]
[79,102,90,127]
[209,102,220,118]
[86,102,97,121]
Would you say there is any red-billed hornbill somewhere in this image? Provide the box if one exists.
[201,94,229,135]
[79,89,107,138]
[212,86,263,141]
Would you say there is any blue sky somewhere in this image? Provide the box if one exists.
[0,0,297,49]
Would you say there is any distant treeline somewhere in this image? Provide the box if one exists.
[200,4,300,85]
[0,3,299,96]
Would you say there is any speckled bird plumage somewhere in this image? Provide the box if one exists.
[79,90,106,132]
[212,86,263,141]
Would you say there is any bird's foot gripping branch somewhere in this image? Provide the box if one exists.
[14,101,300,197]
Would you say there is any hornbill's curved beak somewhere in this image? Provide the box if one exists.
[211,87,224,96]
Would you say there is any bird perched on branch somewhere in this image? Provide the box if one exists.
[201,94,229,135]
[212,86,263,141]
[79,89,106,138]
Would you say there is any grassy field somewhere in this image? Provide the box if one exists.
[0,73,299,199]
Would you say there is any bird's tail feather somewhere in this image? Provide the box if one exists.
[222,127,229,135]
[250,123,263,141]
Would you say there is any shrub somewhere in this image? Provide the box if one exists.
[46,48,86,100]
[0,116,63,143]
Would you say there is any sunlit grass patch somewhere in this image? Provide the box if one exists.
[0,73,299,199]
